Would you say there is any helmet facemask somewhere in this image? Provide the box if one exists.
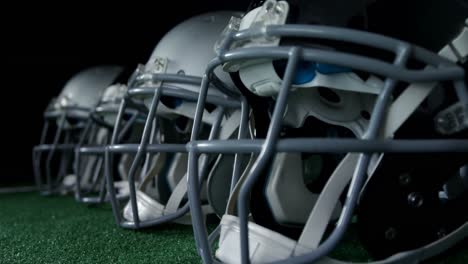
[104,12,245,229]
[33,66,123,196]
[187,1,468,263]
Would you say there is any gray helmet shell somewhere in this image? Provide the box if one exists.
[56,65,123,110]
[145,12,238,97]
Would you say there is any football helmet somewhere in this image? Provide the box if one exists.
[73,68,148,204]
[104,11,247,229]
[33,65,123,195]
[187,0,468,263]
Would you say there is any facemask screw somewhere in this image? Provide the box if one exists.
[408,192,424,208]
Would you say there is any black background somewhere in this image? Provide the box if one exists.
[3,1,251,185]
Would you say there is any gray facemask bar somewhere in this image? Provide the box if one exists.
[33,106,90,195]
[74,118,104,201]
[74,103,143,204]
[104,73,242,229]
[187,24,468,264]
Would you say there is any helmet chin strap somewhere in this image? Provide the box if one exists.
[215,20,468,264]
[75,128,109,190]
[264,153,343,226]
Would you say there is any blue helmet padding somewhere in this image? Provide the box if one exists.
[293,61,317,85]
[172,98,183,108]
[292,62,350,85]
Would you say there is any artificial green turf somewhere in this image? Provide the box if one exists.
[1,191,467,263]
[0,192,199,263]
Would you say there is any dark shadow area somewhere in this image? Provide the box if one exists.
[2,1,251,185]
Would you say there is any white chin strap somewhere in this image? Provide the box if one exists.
[62,174,78,192]
[124,110,242,225]
[216,23,468,264]
[217,214,468,264]
[123,152,201,225]
[265,153,342,226]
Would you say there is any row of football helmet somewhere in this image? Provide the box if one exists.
[33,0,468,263]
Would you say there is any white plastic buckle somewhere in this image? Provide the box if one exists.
[221,0,289,73]
[54,94,76,109]
[215,16,242,55]
[146,56,168,75]
[246,0,289,39]
[101,84,127,103]
[134,57,168,86]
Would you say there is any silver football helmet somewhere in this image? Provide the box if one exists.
[33,65,123,195]
[187,0,468,263]
[105,11,246,229]
[73,73,148,204]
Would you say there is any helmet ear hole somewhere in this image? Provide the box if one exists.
[360,110,371,120]
[318,87,341,104]
[204,103,217,113]
[66,117,81,126]
[160,96,182,109]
